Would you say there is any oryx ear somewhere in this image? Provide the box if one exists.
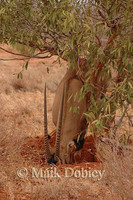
[55,84,65,159]
[44,83,51,160]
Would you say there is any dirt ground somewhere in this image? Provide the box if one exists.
[0,45,133,200]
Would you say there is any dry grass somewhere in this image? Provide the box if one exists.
[96,137,133,200]
[0,45,133,200]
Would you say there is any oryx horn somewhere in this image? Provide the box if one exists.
[44,83,51,160]
[55,84,65,158]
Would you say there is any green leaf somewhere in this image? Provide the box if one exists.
[17,72,23,79]
[25,61,29,70]
[47,67,50,74]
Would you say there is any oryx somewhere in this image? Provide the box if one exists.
[44,69,87,164]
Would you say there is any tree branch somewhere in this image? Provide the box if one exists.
[0,46,53,60]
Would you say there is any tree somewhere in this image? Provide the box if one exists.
[0,0,132,139]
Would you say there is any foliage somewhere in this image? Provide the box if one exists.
[0,0,132,136]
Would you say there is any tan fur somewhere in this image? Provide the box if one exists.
[52,69,87,164]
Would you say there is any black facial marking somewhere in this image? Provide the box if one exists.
[73,138,85,151]
[48,135,51,140]
[47,154,57,165]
